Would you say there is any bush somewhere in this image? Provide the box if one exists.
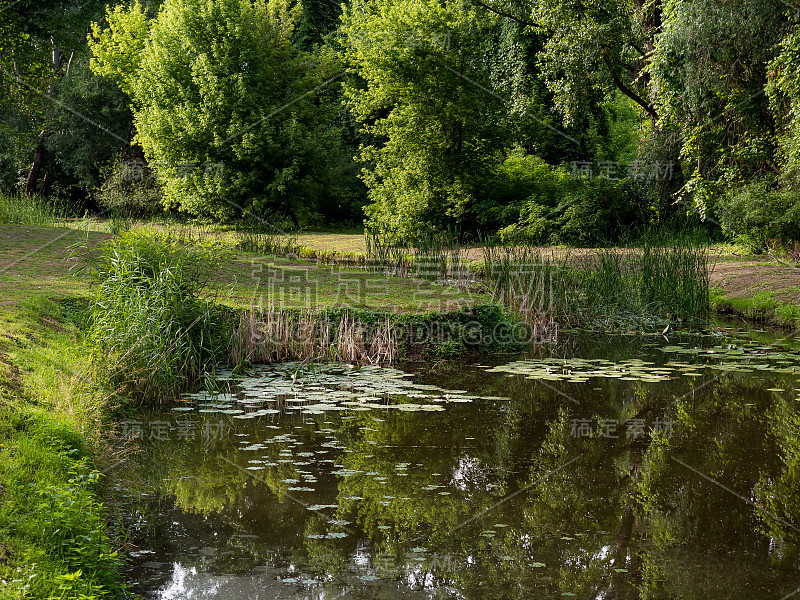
[718,178,800,251]
[498,173,652,247]
[87,229,227,403]
[95,157,164,219]
[483,153,572,235]
[555,178,647,246]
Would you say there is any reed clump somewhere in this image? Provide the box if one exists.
[364,228,474,288]
[235,224,302,257]
[85,228,228,403]
[482,233,710,332]
[0,191,66,226]
[230,308,397,365]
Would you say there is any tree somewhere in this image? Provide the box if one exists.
[0,0,109,195]
[650,0,788,219]
[475,0,685,217]
[90,0,356,223]
[339,0,512,236]
[293,0,344,51]
[768,20,800,186]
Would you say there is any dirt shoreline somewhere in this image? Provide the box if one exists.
[709,252,800,328]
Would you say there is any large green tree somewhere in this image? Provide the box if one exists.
[90,0,359,223]
[339,0,515,236]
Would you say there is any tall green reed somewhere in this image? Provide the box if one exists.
[0,191,66,225]
[86,229,228,403]
[481,232,709,333]
[235,226,301,256]
[364,227,472,287]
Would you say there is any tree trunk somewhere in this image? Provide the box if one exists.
[25,131,46,196]
[25,39,63,197]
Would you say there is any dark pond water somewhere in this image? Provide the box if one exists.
[117,327,800,599]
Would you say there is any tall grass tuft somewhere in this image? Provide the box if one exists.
[235,219,301,256]
[0,191,66,225]
[482,232,709,333]
[364,228,473,287]
[86,229,228,403]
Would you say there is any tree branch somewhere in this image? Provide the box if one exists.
[602,53,657,122]
[470,0,547,31]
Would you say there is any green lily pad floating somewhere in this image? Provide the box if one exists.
[483,339,800,384]
[307,532,347,539]
[179,362,506,418]
[531,562,546,568]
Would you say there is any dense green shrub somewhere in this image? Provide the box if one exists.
[89,0,356,224]
[95,157,164,219]
[487,154,571,240]
[555,178,648,246]
[495,162,653,247]
[87,229,227,403]
[718,178,800,251]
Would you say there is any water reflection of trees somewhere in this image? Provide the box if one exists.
[127,349,800,598]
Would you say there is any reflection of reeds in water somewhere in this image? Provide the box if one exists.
[230,308,397,365]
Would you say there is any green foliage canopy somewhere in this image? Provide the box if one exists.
[339,0,509,236]
[90,0,353,223]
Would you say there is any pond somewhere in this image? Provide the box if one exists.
[117,326,800,599]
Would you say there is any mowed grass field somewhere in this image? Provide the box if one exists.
[0,224,487,316]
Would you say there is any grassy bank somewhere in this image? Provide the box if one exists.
[0,298,124,599]
[711,287,800,329]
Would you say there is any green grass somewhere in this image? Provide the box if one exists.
[0,223,483,313]
[0,192,67,227]
[0,298,125,600]
[711,287,800,329]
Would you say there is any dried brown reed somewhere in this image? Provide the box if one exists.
[229,308,397,366]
